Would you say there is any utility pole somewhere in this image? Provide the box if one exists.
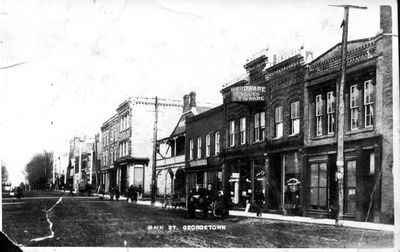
[151,96,159,205]
[330,4,367,226]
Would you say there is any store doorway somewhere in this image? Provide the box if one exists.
[268,153,282,210]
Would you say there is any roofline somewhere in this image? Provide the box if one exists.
[308,36,376,65]
[101,113,118,130]
[186,104,224,123]
[264,54,304,73]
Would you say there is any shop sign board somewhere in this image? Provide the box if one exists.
[230,86,266,102]
[189,159,207,167]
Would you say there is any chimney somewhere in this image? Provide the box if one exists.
[189,91,196,108]
[183,94,190,113]
[380,5,392,34]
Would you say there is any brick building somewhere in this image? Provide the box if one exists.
[185,104,224,196]
[220,56,268,207]
[264,54,307,214]
[303,6,394,223]
[100,114,119,193]
[156,92,211,197]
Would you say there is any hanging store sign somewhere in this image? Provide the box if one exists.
[230,86,266,102]
[189,159,207,167]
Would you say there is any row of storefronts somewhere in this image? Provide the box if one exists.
[155,6,394,223]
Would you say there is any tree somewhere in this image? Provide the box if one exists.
[1,162,9,183]
[25,151,53,190]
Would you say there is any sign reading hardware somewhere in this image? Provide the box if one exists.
[189,159,207,167]
[230,86,266,102]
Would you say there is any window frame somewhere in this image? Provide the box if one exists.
[197,137,202,159]
[189,139,194,160]
[290,101,300,135]
[215,132,220,155]
[206,134,211,157]
[275,106,283,138]
[309,162,328,210]
[240,117,246,145]
[254,112,266,142]
[229,120,235,147]
[327,91,335,134]
[316,95,323,136]
[364,80,374,127]
[350,85,359,130]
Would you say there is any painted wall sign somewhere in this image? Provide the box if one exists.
[230,86,266,102]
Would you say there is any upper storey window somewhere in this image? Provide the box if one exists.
[275,106,283,138]
[364,80,374,127]
[327,92,335,134]
[350,85,359,130]
[240,117,246,145]
[229,120,235,147]
[254,112,265,142]
[315,95,323,136]
[291,101,300,135]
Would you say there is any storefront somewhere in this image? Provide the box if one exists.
[223,157,266,208]
[304,137,382,221]
[266,149,304,214]
[186,158,223,196]
[114,157,147,195]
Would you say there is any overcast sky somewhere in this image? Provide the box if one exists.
[0,0,395,184]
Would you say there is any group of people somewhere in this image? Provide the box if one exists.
[108,184,142,202]
[187,183,229,219]
[126,184,142,203]
[109,184,120,200]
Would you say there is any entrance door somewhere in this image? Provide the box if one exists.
[309,162,328,210]
[268,154,282,210]
[344,160,357,214]
[121,166,127,194]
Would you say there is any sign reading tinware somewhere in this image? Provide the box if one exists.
[189,159,207,167]
[230,86,266,102]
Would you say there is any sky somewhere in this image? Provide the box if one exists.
[0,0,395,185]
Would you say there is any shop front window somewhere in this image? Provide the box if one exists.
[284,152,301,206]
[309,162,327,210]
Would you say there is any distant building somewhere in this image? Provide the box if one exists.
[53,151,69,188]
[67,136,95,190]
[100,97,182,195]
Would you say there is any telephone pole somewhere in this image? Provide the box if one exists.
[329,4,367,226]
[151,96,159,205]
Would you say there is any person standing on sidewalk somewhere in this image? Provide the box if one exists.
[137,184,142,199]
[255,189,265,217]
[115,184,120,201]
[109,185,115,200]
